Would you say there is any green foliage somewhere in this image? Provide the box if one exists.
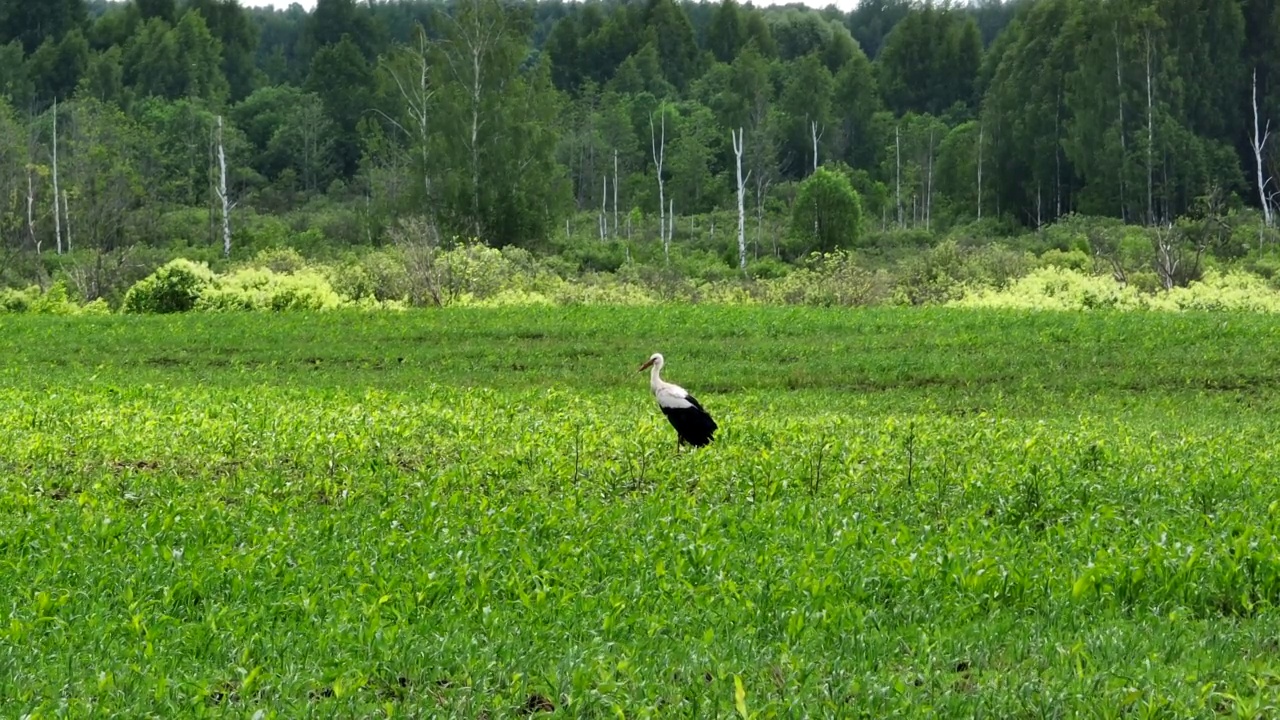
[0,282,108,314]
[121,258,218,313]
[8,307,1280,714]
[896,240,1033,305]
[953,266,1280,312]
[876,4,981,116]
[760,250,891,306]
[790,167,863,253]
[2,0,1278,301]
[196,266,346,311]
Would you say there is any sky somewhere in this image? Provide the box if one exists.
[238,0,860,11]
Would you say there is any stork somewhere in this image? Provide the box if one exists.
[638,352,718,449]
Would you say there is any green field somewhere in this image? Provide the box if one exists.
[4,307,1280,718]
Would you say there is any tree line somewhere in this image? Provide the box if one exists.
[0,0,1277,262]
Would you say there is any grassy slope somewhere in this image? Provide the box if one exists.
[2,307,1280,717]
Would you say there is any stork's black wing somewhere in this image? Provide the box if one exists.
[661,392,718,447]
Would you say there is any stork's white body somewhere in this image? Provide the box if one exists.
[639,353,718,448]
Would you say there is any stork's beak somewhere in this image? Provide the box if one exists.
[638,358,655,372]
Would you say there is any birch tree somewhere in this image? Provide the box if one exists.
[382,24,436,205]
[731,126,750,272]
[650,107,667,258]
[1250,68,1273,228]
[52,98,62,254]
[214,115,233,257]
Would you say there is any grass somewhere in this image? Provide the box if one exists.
[3,306,1280,717]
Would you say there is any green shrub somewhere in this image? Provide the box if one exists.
[122,259,218,314]
[760,251,891,307]
[326,250,412,302]
[791,167,863,253]
[0,282,114,315]
[746,257,791,280]
[951,267,1280,313]
[195,268,344,312]
[1037,248,1092,271]
[253,247,308,274]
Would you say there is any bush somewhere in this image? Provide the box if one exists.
[759,251,892,307]
[791,167,863,253]
[326,250,412,302]
[252,247,308,274]
[122,259,218,314]
[0,282,110,315]
[950,267,1280,313]
[1037,248,1092,271]
[195,267,344,312]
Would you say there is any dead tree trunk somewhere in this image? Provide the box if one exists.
[52,98,62,254]
[216,116,232,258]
[1153,224,1180,290]
[387,25,436,204]
[650,110,667,260]
[612,148,619,237]
[1251,68,1273,229]
[810,120,823,174]
[732,127,750,273]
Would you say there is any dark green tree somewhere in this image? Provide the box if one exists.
[707,0,744,64]
[643,0,700,91]
[306,34,372,178]
[186,0,261,101]
[136,0,175,23]
[0,0,87,54]
[778,53,833,177]
[877,5,981,116]
[791,166,863,252]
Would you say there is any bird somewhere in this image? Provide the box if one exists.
[638,352,718,450]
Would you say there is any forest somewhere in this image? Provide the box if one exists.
[1,0,1279,307]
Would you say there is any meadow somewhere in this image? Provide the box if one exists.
[4,306,1280,718]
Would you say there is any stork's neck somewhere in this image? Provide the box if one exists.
[648,362,665,391]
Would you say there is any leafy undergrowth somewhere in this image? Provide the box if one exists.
[3,307,1280,717]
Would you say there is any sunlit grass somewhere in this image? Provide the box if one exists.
[3,307,1280,717]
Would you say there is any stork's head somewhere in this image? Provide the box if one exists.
[638,352,664,372]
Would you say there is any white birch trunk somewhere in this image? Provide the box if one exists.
[732,126,747,271]
[612,149,618,237]
[651,110,667,259]
[52,97,62,254]
[1250,68,1273,228]
[388,27,436,202]
[810,120,822,174]
[216,116,232,258]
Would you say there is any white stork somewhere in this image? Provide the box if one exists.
[638,352,718,449]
